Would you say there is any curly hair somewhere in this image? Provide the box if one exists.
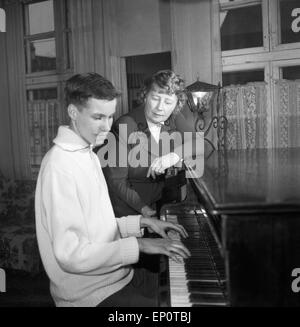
[138,70,186,115]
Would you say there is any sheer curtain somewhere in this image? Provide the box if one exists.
[223,80,300,149]
[223,82,269,149]
[274,79,300,148]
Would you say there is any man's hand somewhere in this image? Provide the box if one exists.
[141,205,157,218]
[140,217,188,239]
[147,152,180,179]
[137,238,191,263]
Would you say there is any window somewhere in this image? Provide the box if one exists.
[28,0,54,35]
[24,0,72,74]
[222,69,265,86]
[28,38,56,73]
[221,4,263,51]
[220,0,300,148]
[272,60,300,80]
[27,88,58,101]
[220,0,300,87]
[282,65,300,80]
[279,0,300,45]
[23,0,73,176]
[24,0,56,73]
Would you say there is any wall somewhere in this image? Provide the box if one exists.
[126,52,171,75]
[116,0,220,84]
[117,0,171,57]
[170,0,220,86]
[59,0,219,113]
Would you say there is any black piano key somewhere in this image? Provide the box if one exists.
[189,293,226,304]
[187,281,223,294]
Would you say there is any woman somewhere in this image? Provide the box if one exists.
[99,70,203,218]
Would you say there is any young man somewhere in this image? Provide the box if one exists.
[35,73,190,307]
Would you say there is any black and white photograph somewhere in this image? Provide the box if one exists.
[0,0,300,312]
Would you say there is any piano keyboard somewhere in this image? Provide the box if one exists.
[162,205,228,307]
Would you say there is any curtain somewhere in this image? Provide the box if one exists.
[69,0,127,118]
[274,79,300,148]
[0,0,14,179]
[69,0,98,73]
[223,82,269,150]
[170,0,222,85]
[102,1,128,117]
[2,1,31,179]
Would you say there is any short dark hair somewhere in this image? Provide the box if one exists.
[65,73,121,108]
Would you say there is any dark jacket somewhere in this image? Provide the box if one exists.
[99,105,195,217]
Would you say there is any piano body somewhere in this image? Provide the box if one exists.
[161,147,300,307]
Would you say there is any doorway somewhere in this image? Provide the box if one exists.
[125,52,171,111]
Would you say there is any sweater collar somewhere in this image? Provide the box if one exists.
[53,126,91,152]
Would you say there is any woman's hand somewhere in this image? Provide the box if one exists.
[141,205,157,218]
[140,217,188,239]
[137,238,191,263]
[147,152,181,179]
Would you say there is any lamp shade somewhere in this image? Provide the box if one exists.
[186,80,219,92]
[186,80,219,112]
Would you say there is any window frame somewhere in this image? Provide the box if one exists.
[221,0,300,85]
[220,0,300,148]
[269,0,300,52]
[220,0,270,57]
[23,0,72,79]
[23,0,73,175]
[23,0,56,76]
[272,58,300,80]
[26,83,58,101]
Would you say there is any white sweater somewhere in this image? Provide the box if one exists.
[35,126,142,307]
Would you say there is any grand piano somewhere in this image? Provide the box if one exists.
[160,147,300,307]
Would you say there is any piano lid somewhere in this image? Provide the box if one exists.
[189,147,300,215]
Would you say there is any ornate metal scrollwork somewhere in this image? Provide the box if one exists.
[186,82,228,152]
